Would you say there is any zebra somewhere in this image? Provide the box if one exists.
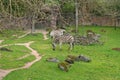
[50,29,66,39]
[52,33,74,50]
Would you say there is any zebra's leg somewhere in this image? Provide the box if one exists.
[72,43,74,49]
[59,42,62,50]
[69,42,73,50]
[52,43,56,51]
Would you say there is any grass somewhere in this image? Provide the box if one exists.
[0,29,25,40]
[1,26,120,80]
[0,33,43,45]
[0,45,35,69]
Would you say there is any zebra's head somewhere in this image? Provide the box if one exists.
[50,29,66,39]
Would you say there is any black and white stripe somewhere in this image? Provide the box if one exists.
[52,33,74,50]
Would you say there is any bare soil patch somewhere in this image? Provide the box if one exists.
[0,40,4,44]
[112,48,120,52]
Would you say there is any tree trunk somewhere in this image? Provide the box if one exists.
[51,13,57,30]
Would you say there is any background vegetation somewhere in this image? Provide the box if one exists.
[0,0,120,31]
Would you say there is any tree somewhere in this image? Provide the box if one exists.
[104,0,120,29]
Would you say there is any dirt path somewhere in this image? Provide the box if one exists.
[0,41,42,80]
[18,32,30,39]
[16,54,31,60]
[17,30,49,40]
[0,40,4,44]
[35,30,49,40]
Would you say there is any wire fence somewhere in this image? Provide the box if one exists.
[35,13,120,29]
[0,12,120,31]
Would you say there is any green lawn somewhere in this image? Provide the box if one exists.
[1,26,120,80]
[0,45,35,69]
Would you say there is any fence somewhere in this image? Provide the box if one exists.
[0,13,120,31]
[35,13,120,29]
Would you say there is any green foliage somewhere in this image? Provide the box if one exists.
[0,0,27,17]
[0,0,120,17]
[59,0,75,13]
[106,0,120,15]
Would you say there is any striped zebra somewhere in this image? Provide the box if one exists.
[52,33,74,50]
[50,29,66,39]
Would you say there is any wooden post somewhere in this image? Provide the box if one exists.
[9,0,12,20]
[31,14,35,34]
[31,19,35,34]
[114,18,117,30]
[75,0,78,34]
